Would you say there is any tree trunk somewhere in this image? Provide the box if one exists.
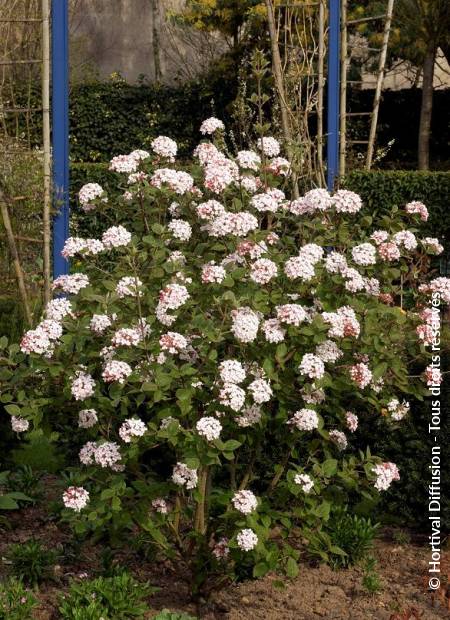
[418,44,436,170]
[150,0,163,82]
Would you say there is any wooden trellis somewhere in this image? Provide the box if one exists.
[0,0,50,309]
[339,0,395,175]
[267,0,327,188]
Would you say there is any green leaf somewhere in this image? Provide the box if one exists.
[286,557,299,578]
[222,440,241,451]
[322,459,338,477]
[0,495,19,510]
[253,562,269,578]
[5,404,21,416]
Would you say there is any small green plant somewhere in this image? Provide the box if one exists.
[0,471,33,511]
[0,577,37,620]
[327,509,379,569]
[7,539,57,586]
[152,611,198,620]
[99,547,125,577]
[59,572,156,620]
[362,557,383,594]
[392,529,411,545]
[11,430,65,473]
[6,466,43,502]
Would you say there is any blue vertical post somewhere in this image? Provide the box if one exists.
[327,0,340,191]
[52,0,70,278]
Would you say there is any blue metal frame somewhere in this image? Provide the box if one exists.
[51,0,70,279]
[49,0,341,265]
[327,0,340,191]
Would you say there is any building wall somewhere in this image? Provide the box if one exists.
[69,0,222,83]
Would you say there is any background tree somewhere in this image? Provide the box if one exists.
[349,0,450,169]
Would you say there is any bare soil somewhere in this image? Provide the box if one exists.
[1,489,448,620]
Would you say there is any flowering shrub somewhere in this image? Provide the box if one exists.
[4,120,448,593]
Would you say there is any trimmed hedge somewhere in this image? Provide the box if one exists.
[9,80,450,167]
[344,170,450,245]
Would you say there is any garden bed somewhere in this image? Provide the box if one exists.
[1,492,447,620]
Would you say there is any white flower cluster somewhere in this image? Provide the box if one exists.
[276,304,307,326]
[250,258,278,284]
[329,429,348,450]
[212,537,229,559]
[78,409,98,428]
[231,307,260,343]
[315,340,343,363]
[196,200,226,221]
[392,230,417,251]
[333,189,362,214]
[111,327,142,347]
[208,211,258,237]
[351,243,377,266]
[151,169,194,195]
[248,378,272,404]
[102,225,132,249]
[236,405,262,427]
[298,353,325,379]
[237,150,261,171]
[109,154,139,174]
[345,411,358,432]
[151,135,177,161]
[372,462,400,491]
[20,319,62,357]
[52,273,89,295]
[349,363,372,389]
[232,490,258,514]
[172,462,198,489]
[11,416,29,433]
[45,298,73,321]
[196,416,222,441]
[168,219,192,241]
[63,486,90,512]
[152,498,169,514]
[201,262,226,284]
[257,137,280,157]
[421,237,444,255]
[289,409,319,431]
[71,371,96,401]
[387,398,410,421]
[219,360,246,384]
[61,236,104,258]
[267,157,290,176]
[236,528,258,551]
[294,473,314,493]
[78,183,106,212]
[405,201,428,221]
[119,418,147,442]
[116,276,143,298]
[262,318,285,343]
[200,117,225,134]
[322,306,360,339]
[251,191,281,213]
[90,314,112,334]
[159,331,188,354]
[102,360,132,384]
[219,382,246,412]
[80,441,123,470]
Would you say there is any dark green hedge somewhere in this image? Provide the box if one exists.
[9,79,450,167]
[344,170,450,245]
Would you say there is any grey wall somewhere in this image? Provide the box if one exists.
[69,0,222,83]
